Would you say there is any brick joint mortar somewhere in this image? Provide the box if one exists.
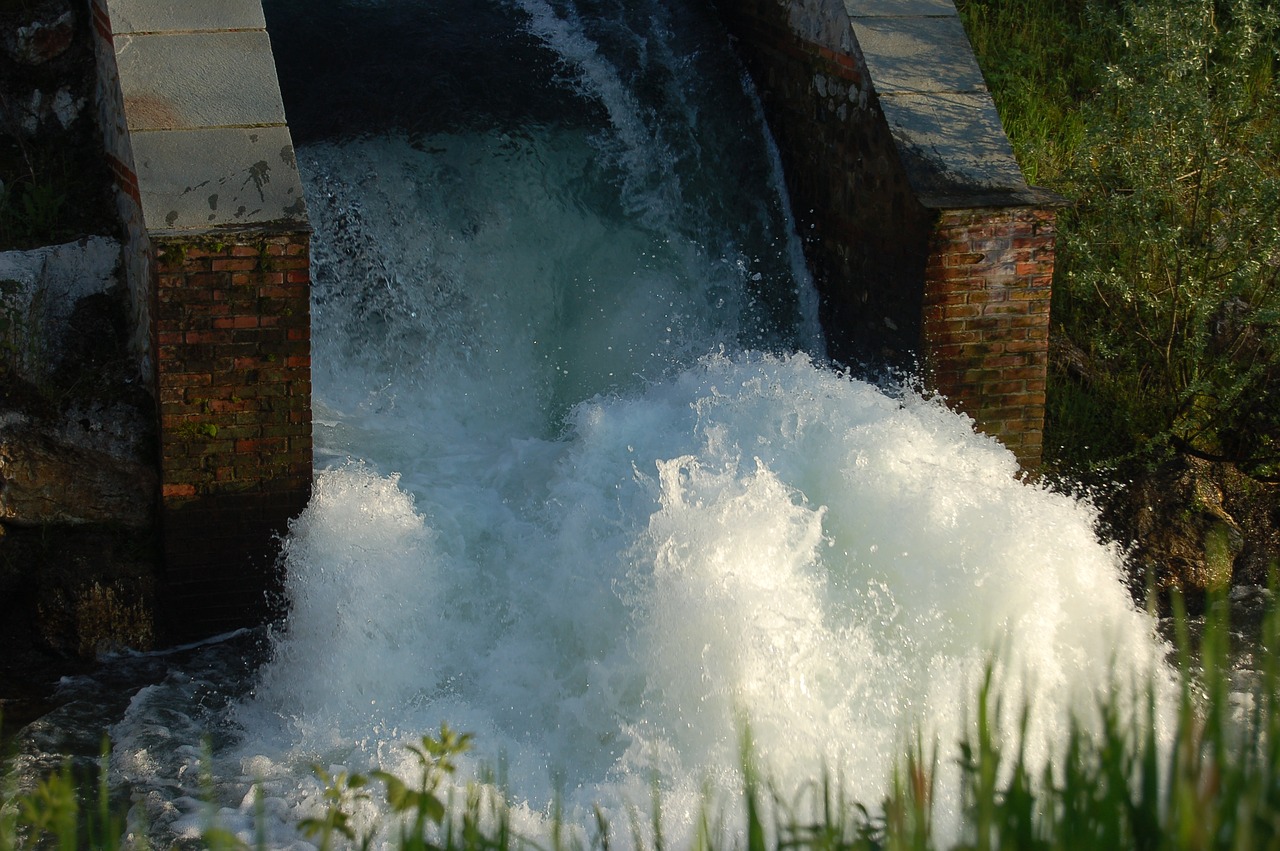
[152,234,313,507]
[921,209,1057,467]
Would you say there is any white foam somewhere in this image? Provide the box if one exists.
[231,351,1169,848]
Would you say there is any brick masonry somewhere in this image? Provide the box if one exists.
[153,234,312,637]
[922,209,1055,467]
[89,0,314,642]
[716,0,1059,467]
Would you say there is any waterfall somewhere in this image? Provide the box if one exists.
[90,0,1176,846]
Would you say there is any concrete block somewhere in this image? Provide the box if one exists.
[115,31,285,130]
[0,237,122,382]
[130,126,307,231]
[851,15,984,93]
[846,0,957,16]
[106,0,266,35]
[880,92,1026,196]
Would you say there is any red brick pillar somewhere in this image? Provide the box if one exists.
[153,233,312,638]
[921,208,1055,467]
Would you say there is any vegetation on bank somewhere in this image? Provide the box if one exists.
[2,590,1278,850]
[957,0,1280,483]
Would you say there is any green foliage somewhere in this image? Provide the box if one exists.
[963,0,1280,479]
[370,724,474,851]
[4,599,1280,850]
[0,162,74,251]
[1,738,124,851]
[298,766,373,851]
[1059,0,1280,477]
[956,0,1116,186]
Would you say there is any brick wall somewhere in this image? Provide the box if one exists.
[921,209,1055,467]
[88,0,315,642]
[153,234,312,639]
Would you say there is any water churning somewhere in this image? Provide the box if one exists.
[62,0,1177,846]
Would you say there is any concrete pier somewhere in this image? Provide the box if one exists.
[90,0,312,640]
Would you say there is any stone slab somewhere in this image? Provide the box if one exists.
[115,31,285,130]
[851,15,985,93]
[845,0,957,16]
[106,0,266,35]
[879,92,1028,200]
[129,126,307,231]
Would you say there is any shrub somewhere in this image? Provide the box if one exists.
[1055,0,1280,478]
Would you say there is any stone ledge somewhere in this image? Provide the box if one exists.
[880,91,1024,198]
[845,0,1043,208]
[850,15,984,93]
[130,125,306,231]
[107,0,266,35]
[845,0,956,15]
[115,31,285,130]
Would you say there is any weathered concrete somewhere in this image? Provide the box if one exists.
[115,32,285,128]
[0,236,120,383]
[104,0,267,35]
[130,126,306,230]
[717,0,1063,466]
[845,1,1033,205]
[90,0,311,641]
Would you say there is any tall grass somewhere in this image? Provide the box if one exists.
[955,0,1114,187]
[3,590,1278,850]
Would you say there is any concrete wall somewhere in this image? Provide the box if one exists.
[89,0,311,640]
[716,0,1063,467]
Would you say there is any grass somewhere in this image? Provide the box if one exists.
[2,588,1278,850]
[954,0,1114,188]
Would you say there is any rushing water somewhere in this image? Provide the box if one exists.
[12,0,1176,847]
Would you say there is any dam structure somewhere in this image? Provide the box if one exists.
[87,0,1056,641]
[90,0,312,641]
[717,0,1064,467]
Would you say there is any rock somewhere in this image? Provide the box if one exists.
[51,86,84,128]
[1110,454,1280,613]
[5,8,75,66]
[14,86,87,133]
[0,236,124,383]
[0,422,157,527]
[37,579,156,658]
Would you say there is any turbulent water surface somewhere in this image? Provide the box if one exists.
[16,0,1175,847]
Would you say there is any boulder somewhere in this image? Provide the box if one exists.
[0,419,156,527]
[1113,455,1280,612]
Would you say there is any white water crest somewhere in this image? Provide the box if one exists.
[103,0,1173,847]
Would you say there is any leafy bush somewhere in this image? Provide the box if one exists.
[961,0,1280,481]
[1056,0,1280,478]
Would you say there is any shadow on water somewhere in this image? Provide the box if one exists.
[4,630,270,784]
[263,0,606,143]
